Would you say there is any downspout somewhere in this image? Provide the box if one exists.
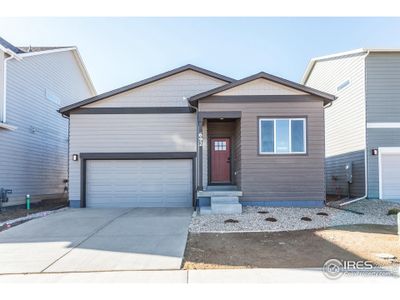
[340,50,370,206]
[2,56,13,123]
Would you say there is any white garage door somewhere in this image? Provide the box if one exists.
[86,159,193,208]
[380,153,400,201]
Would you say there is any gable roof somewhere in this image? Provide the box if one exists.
[0,37,25,55]
[59,64,235,116]
[0,37,73,56]
[189,71,336,106]
[18,46,74,53]
[0,36,96,95]
[301,48,400,84]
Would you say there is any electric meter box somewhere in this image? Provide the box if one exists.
[345,162,353,184]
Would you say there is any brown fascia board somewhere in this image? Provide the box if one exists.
[189,72,337,105]
[59,64,235,116]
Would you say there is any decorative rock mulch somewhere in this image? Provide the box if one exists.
[189,199,400,233]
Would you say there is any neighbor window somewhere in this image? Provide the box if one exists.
[259,118,306,154]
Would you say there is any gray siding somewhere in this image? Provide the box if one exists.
[199,99,325,202]
[366,53,400,123]
[325,150,365,197]
[202,120,208,187]
[69,113,196,202]
[84,70,226,108]
[365,53,400,198]
[216,78,306,96]
[0,51,5,121]
[305,53,367,197]
[0,51,93,205]
[367,128,400,198]
[233,119,241,188]
[70,70,227,197]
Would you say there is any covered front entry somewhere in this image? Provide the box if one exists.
[204,118,241,187]
[196,112,243,214]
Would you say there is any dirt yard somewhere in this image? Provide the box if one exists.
[183,224,400,269]
[0,198,67,230]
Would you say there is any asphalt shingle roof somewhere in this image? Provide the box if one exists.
[1,36,72,54]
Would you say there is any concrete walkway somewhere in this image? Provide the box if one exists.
[0,268,397,283]
[0,208,192,274]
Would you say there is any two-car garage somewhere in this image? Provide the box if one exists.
[81,154,195,208]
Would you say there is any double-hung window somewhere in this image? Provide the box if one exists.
[259,118,306,154]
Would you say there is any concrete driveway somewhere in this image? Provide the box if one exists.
[0,208,192,274]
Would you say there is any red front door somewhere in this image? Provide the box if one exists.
[210,137,231,184]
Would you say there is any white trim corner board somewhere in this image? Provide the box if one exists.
[367,122,400,129]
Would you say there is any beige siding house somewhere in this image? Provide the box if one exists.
[303,49,400,202]
[60,65,334,213]
[0,37,95,206]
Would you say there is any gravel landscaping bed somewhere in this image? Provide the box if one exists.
[189,199,400,233]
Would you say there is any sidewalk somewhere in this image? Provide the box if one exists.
[0,268,398,283]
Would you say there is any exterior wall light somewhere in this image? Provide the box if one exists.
[371,149,378,156]
[72,154,79,161]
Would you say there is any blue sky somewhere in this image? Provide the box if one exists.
[1,17,400,93]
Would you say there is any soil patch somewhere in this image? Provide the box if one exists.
[183,224,400,269]
[0,198,67,231]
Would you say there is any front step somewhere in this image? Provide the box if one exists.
[211,196,240,205]
[199,206,212,215]
[197,190,243,198]
[211,203,242,214]
[198,196,242,215]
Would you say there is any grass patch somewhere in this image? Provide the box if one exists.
[387,208,400,216]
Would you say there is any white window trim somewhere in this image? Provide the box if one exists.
[378,147,400,200]
[259,118,307,155]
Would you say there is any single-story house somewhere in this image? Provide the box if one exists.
[59,65,335,213]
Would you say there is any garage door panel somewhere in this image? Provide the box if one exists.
[381,153,400,201]
[86,159,192,208]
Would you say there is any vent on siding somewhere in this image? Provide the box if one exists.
[45,89,61,106]
[337,80,350,92]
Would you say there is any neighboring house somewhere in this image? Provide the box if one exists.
[59,64,334,213]
[0,37,96,206]
[303,49,400,202]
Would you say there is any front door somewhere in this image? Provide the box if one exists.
[210,137,231,184]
